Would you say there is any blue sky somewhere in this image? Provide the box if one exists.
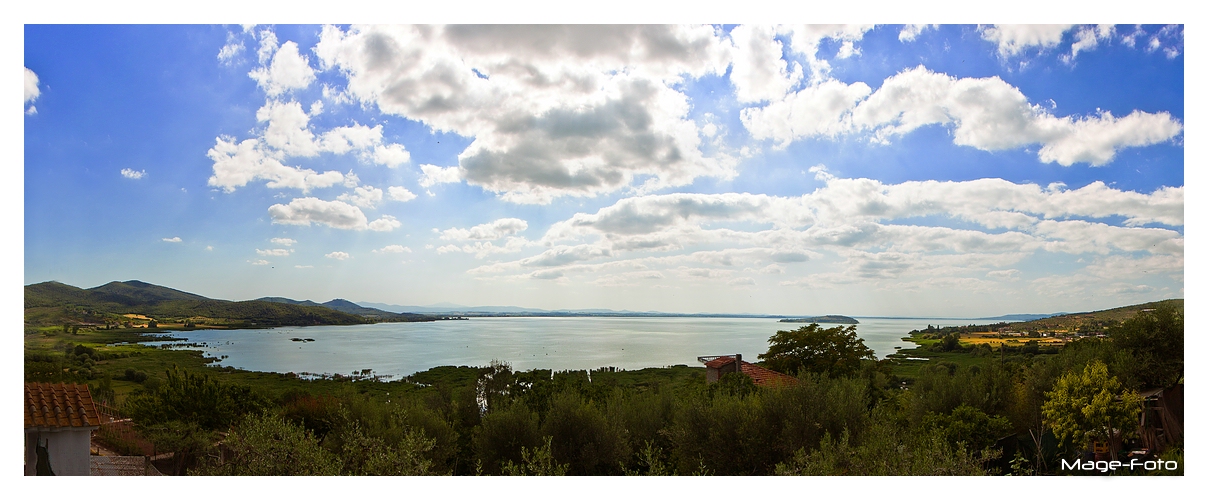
[23,24,1185,317]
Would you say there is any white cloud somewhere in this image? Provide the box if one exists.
[742,66,1182,165]
[1062,24,1114,64]
[162,237,182,243]
[249,40,315,96]
[373,245,412,254]
[121,168,146,179]
[337,185,384,208]
[256,248,293,256]
[256,29,278,64]
[980,24,1074,58]
[388,186,417,202]
[325,251,350,260]
[728,277,756,286]
[217,33,245,65]
[367,215,401,232]
[268,198,368,230]
[314,25,735,204]
[419,164,465,188]
[465,171,1182,291]
[372,144,411,167]
[24,67,40,104]
[295,265,313,269]
[249,259,270,265]
[728,25,802,103]
[898,24,936,43]
[441,218,528,241]
[206,136,345,192]
[206,246,213,251]
[271,238,296,246]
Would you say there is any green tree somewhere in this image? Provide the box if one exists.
[1109,305,1183,388]
[499,436,569,476]
[193,413,341,475]
[1042,360,1142,460]
[759,324,875,376]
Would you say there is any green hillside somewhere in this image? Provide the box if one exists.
[24,280,385,327]
[1010,298,1183,333]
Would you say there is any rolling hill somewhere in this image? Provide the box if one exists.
[24,280,434,327]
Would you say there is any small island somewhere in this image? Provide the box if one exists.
[779,315,859,324]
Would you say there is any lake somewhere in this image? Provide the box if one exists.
[148,317,961,378]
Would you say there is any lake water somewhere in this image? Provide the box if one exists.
[149,317,961,378]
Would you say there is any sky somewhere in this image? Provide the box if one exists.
[22,23,1186,317]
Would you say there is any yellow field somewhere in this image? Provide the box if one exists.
[959,336,1065,347]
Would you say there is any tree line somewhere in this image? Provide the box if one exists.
[87,304,1182,475]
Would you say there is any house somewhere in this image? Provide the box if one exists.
[25,382,101,476]
[697,354,796,387]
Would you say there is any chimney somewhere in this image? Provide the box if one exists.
[735,353,742,374]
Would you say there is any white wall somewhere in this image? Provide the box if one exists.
[24,428,94,476]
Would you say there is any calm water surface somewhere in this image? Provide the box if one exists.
[151,317,960,378]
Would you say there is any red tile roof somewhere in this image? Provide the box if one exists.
[739,362,796,387]
[703,356,796,387]
[25,382,101,429]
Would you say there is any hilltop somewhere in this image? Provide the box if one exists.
[24,280,434,328]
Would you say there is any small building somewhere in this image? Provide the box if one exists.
[24,382,101,476]
[1136,384,1184,454]
[697,354,796,387]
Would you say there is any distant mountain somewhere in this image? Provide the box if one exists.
[974,313,1061,322]
[257,296,325,308]
[357,302,555,314]
[24,280,425,328]
[779,315,859,324]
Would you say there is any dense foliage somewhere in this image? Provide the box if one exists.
[758,323,875,376]
[23,301,1183,476]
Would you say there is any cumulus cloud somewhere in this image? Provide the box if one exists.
[467,170,1181,291]
[728,25,802,103]
[742,66,1182,165]
[373,245,412,254]
[388,186,417,202]
[207,136,344,193]
[1062,24,1114,64]
[256,248,293,256]
[367,215,401,232]
[271,238,296,246]
[249,40,316,96]
[898,24,936,43]
[337,185,384,208]
[314,24,735,203]
[980,24,1074,58]
[418,164,465,189]
[325,251,350,260]
[217,31,245,65]
[24,67,40,104]
[162,237,182,243]
[249,259,270,265]
[267,197,368,230]
[121,168,146,179]
[441,218,528,241]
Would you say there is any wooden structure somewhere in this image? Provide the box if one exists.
[1136,384,1183,454]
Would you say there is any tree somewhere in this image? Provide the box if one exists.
[1109,305,1183,388]
[193,413,341,475]
[1042,360,1142,461]
[759,324,875,377]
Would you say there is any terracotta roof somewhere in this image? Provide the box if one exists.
[704,356,736,369]
[702,356,796,387]
[739,362,796,387]
[25,382,101,429]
